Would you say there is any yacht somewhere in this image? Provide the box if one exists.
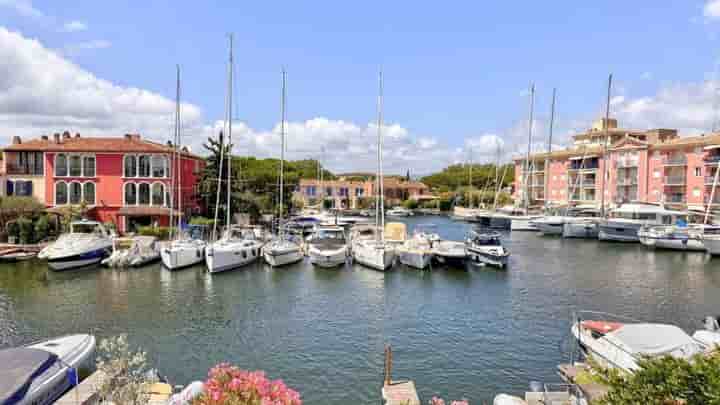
[395,225,438,269]
[206,226,264,273]
[465,230,509,268]
[532,207,600,236]
[0,334,96,405]
[563,217,600,239]
[39,220,113,271]
[387,206,413,217]
[481,206,540,231]
[102,236,160,268]
[638,224,710,251]
[352,72,397,272]
[307,226,348,268]
[598,203,688,242]
[432,239,467,268]
[161,225,207,270]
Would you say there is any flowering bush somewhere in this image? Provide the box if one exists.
[429,397,469,405]
[192,363,302,405]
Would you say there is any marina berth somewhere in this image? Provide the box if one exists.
[39,220,113,271]
[598,203,688,243]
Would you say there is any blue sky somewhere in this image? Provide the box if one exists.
[1,1,720,173]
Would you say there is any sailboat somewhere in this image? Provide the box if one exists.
[509,83,541,231]
[161,66,207,270]
[205,35,264,274]
[351,71,397,271]
[262,69,304,267]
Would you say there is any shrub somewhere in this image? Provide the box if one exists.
[190,216,215,226]
[96,335,157,404]
[137,226,171,241]
[402,199,419,210]
[6,220,20,242]
[34,215,50,242]
[192,363,301,405]
[16,216,33,244]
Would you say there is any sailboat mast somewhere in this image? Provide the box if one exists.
[226,34,233,229]
[545,88,556,209]
[280,68,287,239]
[600,74,613,218]
[377,71,385,240]
[524,83,535,214]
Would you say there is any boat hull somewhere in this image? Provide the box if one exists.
[352,244,396,271]
[510,218,539,231]
[639,234,705,251]
[308,248,347,268]
[598,222,642,242]
[562,221,599,239]
[704,236,720,255]
[47,247,110,271]
[263,248,304,267]
[533,221,564,235]
[466,247,509,268]
[161,243,205,270]
[206,245,260,273]
[397,250,433,269]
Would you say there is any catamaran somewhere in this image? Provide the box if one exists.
[352,72,397,271]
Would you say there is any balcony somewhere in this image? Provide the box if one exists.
[664,194,686,203]
[664,175,686,186]
[706,175,720,185]
[706,196,720,205]
[662,156,687,166]
[5,163,43,176]
[616,158,639,168]
[616,177,638,186]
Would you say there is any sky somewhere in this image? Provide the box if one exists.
[2,0,720,174]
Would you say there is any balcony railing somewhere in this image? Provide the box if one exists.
[705,155,720,165]
[705,196,720,205]
[664,176,686,186]
[665,194,686,203]
[616,158,639,168]
[616,177,638,186]
[662,156,687,166]
[568,164,599,171]
[706,175,720,185]
[5,163,44,176]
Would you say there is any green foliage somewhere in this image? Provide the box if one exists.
[103,221,117,234]
[96,335,156,404]
[0,196,45,212]
[6,220,19,242]
[355,197,373,209]
[16,216,33,244]
[402,199,419,210]
[190,216,215,226]
[593,351,720,404]
[34,215,50,241]
[421,163,515,192]
[322,198,333,210]
[137,226,171,241]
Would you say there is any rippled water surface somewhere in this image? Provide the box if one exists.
[2,215,720,403]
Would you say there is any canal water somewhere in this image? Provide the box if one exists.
[2,215,720,403]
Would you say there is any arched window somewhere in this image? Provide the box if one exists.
[138,155,151,177]
[83,182,95,205]
[124,155,137,177]
[151,183,164,206]
[69,156,82,177]
[55,154,68,176]
[55,182,67,205]
[83,156,96,177]
[138,183,150,205]
[69,182,82,204]
[124,183,137,205]
[152,155,167,178]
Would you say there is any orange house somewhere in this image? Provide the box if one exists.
[3,131,205,233]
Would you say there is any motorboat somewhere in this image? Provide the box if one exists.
[262,235,304,267]
[638,224,710,251]
[452,206,482,222]
[562,218,600,239]
[701,226,720,255]
[307,226,348,268]
[102,236,160,268]
[38,220,113,271]
[387,206,413,217]
[532,207,600,237]
[206,226,264,273]
[465,230,509,268]
[161,225,208,270]
[598,203,688,242]
[0,249,37,262]
[692,316,720,347]
[285,216,320,236]
[571,314,706,373]
[482,206,540,231]
[432,240,467,268]
[395,225,438,269]
[0,334,96,405]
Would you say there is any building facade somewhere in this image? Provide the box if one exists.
[296,177,432,209]
[513,118,720,211]
[3,131,205,233]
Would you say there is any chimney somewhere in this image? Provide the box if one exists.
[41,135,49,141]
[53,133,61,143]
[62,131,71,139]
[75,132,80,138]
[11,136,21,145]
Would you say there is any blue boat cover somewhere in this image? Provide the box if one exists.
[0,348,58,404]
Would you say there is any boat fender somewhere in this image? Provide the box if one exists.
[493,394,527,405]
[168,381,205,405]
[66,367,79,387]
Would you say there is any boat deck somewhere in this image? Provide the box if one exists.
[382,380,420,405]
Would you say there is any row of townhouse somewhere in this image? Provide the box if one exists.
[2,131,205,233]
[513,118,720,211]
[296,177,433,209]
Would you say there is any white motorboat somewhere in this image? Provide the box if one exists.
[692,316,720,347]
[701,226,720,255]
[533,207,600,236]
[161,225,208,270]
[387,206,413,217]
[395,225,438,269]
[598,203,688,242]
[353,238,397,271]
[562,218,600,239]
[307,226,348,268]
[0,334,96,405]
[206,226,264,273]
[572,314,706,373]
[638,224,708,251]
[432,240,467,268]
[39,220,113,271]
[102,236,160,268]
[465,230,509,268]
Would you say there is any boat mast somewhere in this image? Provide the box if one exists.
[169,65,180,240]
[524,83,535,215]
[705,161,720,225]
[279,68,287,239]
[377,70,385,241]
[468,147,473,208]
[545,88,556,210]
[226,34,234,229]
[600,74,613,218]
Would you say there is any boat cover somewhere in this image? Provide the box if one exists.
[605,323,703,357]
[0,348,58,404]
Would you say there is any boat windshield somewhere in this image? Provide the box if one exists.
[316,230,345,241]
[470,233,501,246]
[71,223,101,234]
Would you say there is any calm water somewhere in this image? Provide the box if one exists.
[2,215,720,403]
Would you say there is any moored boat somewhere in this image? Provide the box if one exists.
[102,236,160,268]
[206,226,263,273]
[432,240,467,268]
[161,225,208,270]
[307,226,348,268]
[39,220,113,271]
[387,206,412,217]
[598,203,688,242]
[638,224,707,251]
[395,225,438,269]
[465,230,509,268]
[562,218,599,239]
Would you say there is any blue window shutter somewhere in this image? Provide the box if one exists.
[6,181,13,196]
[26,181,33,196]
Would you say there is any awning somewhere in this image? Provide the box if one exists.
[117,207,182,217]
[704,145,720,150]
[569,155,598,160]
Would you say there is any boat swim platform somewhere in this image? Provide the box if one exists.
[55,370,106,405]
[382,380,420,405]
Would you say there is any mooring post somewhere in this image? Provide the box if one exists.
[384,345,393,386]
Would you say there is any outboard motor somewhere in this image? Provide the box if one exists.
[705,316,720,332]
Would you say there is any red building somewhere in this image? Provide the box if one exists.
[2,131,205,233]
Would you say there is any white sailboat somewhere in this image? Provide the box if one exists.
[206,35,264,274]
[352,71,397,271]
[263,69,304,267]
[511,83,540,231]
[161,66,207,270]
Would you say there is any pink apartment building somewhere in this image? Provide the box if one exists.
[513,118,720,211]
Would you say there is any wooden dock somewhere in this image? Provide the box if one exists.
[557,363,608,402]
[382,345,420,405]
[55,370,106,405]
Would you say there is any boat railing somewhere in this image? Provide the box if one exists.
[542,383,585,403]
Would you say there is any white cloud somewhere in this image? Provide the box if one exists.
[62,39,111,55]
[610,95,625,106]
[61,20,87,33]
[705,0,720,19]
[0,0,43,19]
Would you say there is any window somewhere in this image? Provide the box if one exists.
[69,182,82,204]
[83,156,96,177]
[152,155,167,178]
[55,154,68,176]
[138,183,150,205]
[152,183,165,206]
[69,156,82,177]
[124,183,137,205]
[55,182,67,205]
[325,187,333,196]
[8,152,43,175]
[355,188,364,197]
[695,167,702,177]
[9,180,33,197]
[82,182,95,205]
[138,156,151,177]
[124,155,137,177]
